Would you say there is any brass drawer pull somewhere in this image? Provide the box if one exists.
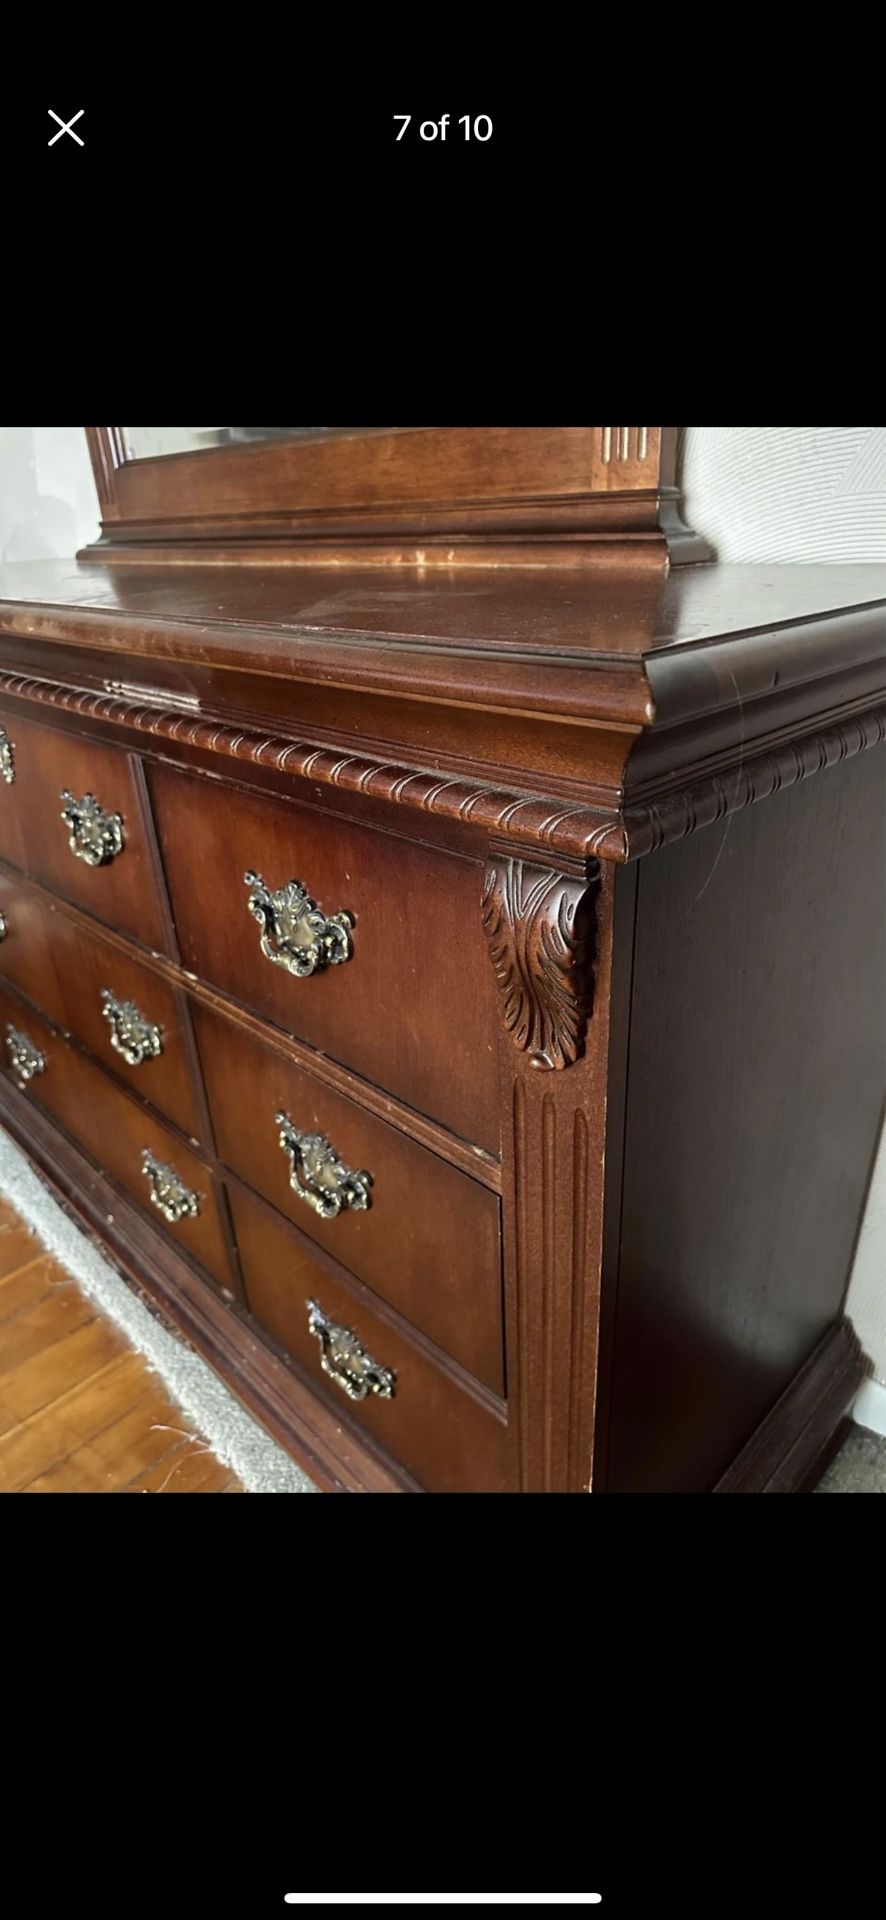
[276,1111,372,1219]
[101,988,162,1067]
[0,728,15,784]
[307,1298,395,1402]
[141,1148,199,1224]
[244,870,353,977]
[60,790,124,867]
[5,1023,46,1087]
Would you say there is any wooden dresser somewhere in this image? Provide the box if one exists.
[0,426,882,1492]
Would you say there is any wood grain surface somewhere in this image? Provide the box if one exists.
[0,522,883,1497]
[0,1193,241,1493]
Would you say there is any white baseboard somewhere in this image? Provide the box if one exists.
[853,1377,886,1439]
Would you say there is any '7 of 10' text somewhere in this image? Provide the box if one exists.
[394,115,493,142]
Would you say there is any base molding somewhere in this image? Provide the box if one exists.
[713,1319,871,1493]
[0,1084,414,1494]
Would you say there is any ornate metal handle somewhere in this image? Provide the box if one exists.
[141,1148,199,1224]
[0,911,7,942]
[244,870,353,977]
[60,790,124,867]
[0,728,15,784]
[101,988,162,1066]
[5,1023,46,1087]
[307,1299,395,1402]
[276,1111,372,1219]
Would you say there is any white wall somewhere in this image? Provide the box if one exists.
[0,426,883,1384]
[0,426,99,563]
[680,426,886,563]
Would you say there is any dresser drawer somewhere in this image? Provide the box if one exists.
[0,709,170,953]
[230,1183,507,1493]
[149,762,499,1152]
[191,999,504,1395]
[0,721,27,867]
[0,870,63,1016]
[0,874,202,1140]
[0,981,232,1292]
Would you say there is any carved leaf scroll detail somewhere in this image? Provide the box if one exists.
[482,859,597,1070]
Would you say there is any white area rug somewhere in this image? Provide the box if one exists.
[0,1126,316,1493]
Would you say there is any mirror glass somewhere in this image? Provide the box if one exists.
[122,428,368,461]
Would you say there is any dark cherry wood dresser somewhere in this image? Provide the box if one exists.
[0,426,882,1492]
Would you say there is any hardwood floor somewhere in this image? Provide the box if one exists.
[0,1196,243,1493]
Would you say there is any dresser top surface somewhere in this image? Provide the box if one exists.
[1,556,885,653]
[1,559,884,733]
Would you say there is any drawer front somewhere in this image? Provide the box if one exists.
[0,719,27,868]
[230,1183,508,1494]
[192,1000,504,1395]
[0,982,232,1291]
[149,762,499,1153]
[0,874,202,1140]
[0,870,63,1017]
[0,709,170,953]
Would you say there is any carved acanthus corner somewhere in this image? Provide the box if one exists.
[481,858,598,1070]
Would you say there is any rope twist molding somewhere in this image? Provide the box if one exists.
[0,668,882,868]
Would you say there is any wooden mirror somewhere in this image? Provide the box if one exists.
[82,425,707,568]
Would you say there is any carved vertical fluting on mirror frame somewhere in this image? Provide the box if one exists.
[489,855,616,1492]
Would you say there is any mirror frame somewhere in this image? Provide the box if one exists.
[82,425,701,565]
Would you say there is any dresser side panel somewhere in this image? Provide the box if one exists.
[607,746,886,1493]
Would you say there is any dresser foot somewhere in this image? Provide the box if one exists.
[713,1320,871,1493]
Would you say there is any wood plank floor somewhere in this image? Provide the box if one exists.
[0,1195,243,1493]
